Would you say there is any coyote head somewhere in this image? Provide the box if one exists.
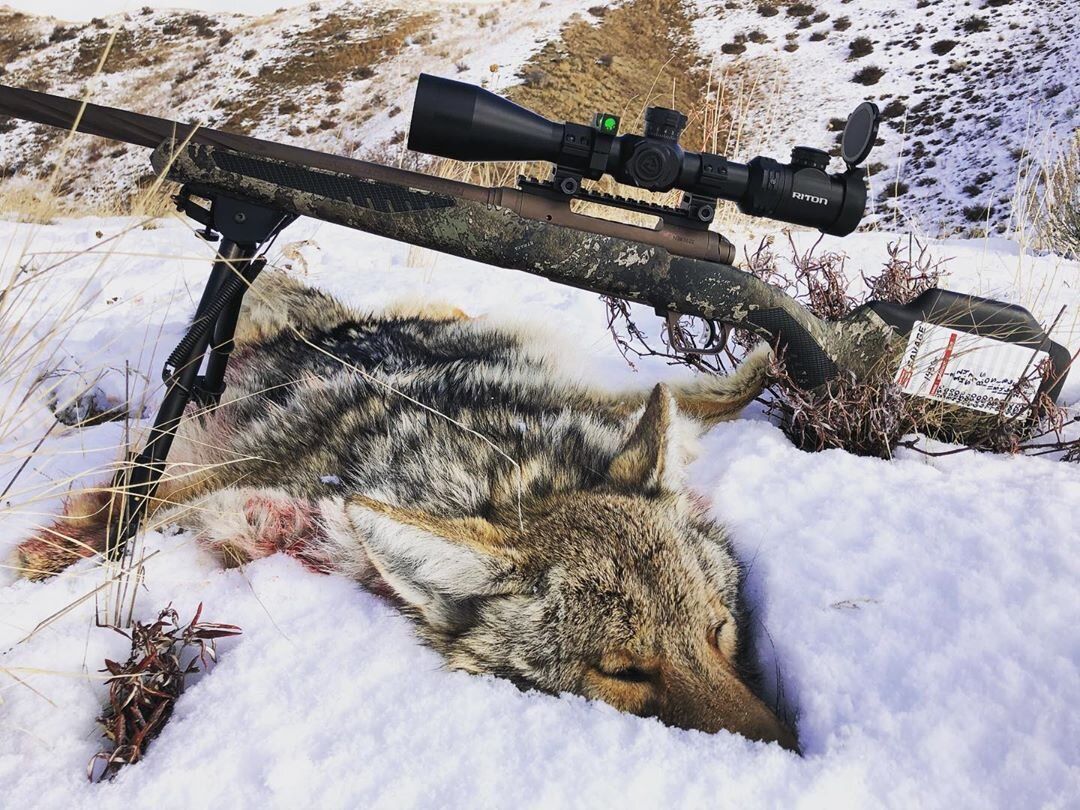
[348,384,797,751]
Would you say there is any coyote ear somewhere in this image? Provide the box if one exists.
[346,496,519,628]
[608,383,679,494]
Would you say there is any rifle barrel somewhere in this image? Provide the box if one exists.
[0,83,487,202]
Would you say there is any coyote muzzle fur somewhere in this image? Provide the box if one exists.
[17,271,797,752]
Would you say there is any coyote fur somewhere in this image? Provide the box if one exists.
[17,271,796,751]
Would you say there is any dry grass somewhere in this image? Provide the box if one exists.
[1034,130,1080,258]
[1012,128,1080,258]
[0,9,48,67]
[506,0,722,153]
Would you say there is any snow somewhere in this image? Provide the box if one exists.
[2,1,300,21]
[0,212,1077,806]
[2,1,506,23]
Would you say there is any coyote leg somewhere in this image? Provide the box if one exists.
[161,487,335,574]
[16,488,123,580]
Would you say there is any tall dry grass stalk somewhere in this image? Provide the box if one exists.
[1012,127,1080,258]
[0,26,201,646]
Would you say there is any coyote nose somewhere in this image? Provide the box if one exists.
[661,665,801,753]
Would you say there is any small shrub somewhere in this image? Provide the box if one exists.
[521,68,548,87]
[88,605,240,782]
[931,39,957,55]
[961,15,989,33]
[757,3,779,17]
[786,3,815,17]
[853,65,885,85]
[848,36,873,59]
[1036,131,1080,257]
[881,181,910,198]
[48,25,80,43]
[963,204,989,222]
[881,99,906,118]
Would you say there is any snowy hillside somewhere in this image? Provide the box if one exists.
[0,214,1077,806]
[0,0,1077,235]
[692,0,1080,236]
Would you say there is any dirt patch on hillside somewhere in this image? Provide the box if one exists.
[0,10,49,70]
[220,9,435,132]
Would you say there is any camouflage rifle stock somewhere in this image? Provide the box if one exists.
[0,82,1070,557]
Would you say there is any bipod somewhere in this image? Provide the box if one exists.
[106,188,295,562]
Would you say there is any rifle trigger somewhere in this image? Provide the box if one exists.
[663,311,728,356]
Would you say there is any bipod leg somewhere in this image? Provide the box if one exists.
[107,192,294,562]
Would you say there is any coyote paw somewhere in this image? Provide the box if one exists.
[15,489,117,580]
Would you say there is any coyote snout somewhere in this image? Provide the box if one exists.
[17,272,796,751]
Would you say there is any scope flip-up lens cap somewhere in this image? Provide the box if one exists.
[841,101,880,168]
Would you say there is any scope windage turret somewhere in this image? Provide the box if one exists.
[408,74,882,237]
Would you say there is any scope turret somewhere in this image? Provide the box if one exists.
[407,74,880,237]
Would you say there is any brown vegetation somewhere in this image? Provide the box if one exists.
[88,604,241,781]
[220,9,434,131]
[605,233,1076,459]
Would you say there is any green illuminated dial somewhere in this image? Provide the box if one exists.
[595,113,620,134]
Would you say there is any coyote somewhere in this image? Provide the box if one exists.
[17,272,796,751]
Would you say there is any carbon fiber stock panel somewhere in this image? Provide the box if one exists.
[210,150,454,214]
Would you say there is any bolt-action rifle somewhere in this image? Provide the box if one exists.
[0,76,1070,558]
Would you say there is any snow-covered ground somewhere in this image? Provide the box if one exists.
[0,214,1077,807]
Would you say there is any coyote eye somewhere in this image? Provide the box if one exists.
[606,665,652,684]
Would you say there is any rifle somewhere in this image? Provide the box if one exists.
[0,77,1071,558]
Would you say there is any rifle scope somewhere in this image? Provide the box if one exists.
[408,74,881,237]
